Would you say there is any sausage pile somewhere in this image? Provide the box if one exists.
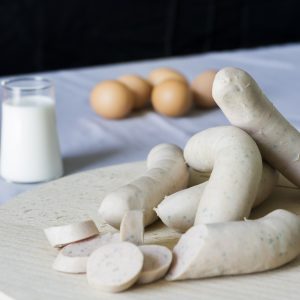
[44,67,300,293]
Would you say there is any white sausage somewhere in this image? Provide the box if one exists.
[189,162,278,207]
[155,162,278,232]
[212,67,300,187]
[99,144,189,228]
[52,232,120,273]
[167,209,300,281]
[184,126,262,224]
[137,245,172,284]
[255,162,279,206]
[86,242,143,293]
[44,220,99,248]
[120,210,144,245]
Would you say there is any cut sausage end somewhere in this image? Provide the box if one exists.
[44,220,99,248]
[138,245,173,284]
[166,224,208,281]
[52,232,120,273]
[120,210,144,245]
[86,242,144,293]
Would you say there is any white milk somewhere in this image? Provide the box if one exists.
[0,96,63,183]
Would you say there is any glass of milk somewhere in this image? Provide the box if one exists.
[0,77,63,183]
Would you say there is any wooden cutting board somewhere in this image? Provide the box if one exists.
[1,161,300,300]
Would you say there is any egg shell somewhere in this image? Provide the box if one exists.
[118,75,152,110]
[191,70,218,108]
[151,79,192,117]
[90,80,134,119]
[148,67,187,85]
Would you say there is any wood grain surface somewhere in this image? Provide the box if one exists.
[0,161,300,300]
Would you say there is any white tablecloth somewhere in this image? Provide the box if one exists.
[1,43,300,204]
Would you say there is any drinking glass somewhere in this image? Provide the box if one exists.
[0,77,63,183]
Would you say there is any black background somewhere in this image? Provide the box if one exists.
[1,0,300,76]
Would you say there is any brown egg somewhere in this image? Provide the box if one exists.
[152,79,192,117]
[148,67,187,85]
[191,70,218,108]
[90,80,134,119]
[118,74,152,110]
